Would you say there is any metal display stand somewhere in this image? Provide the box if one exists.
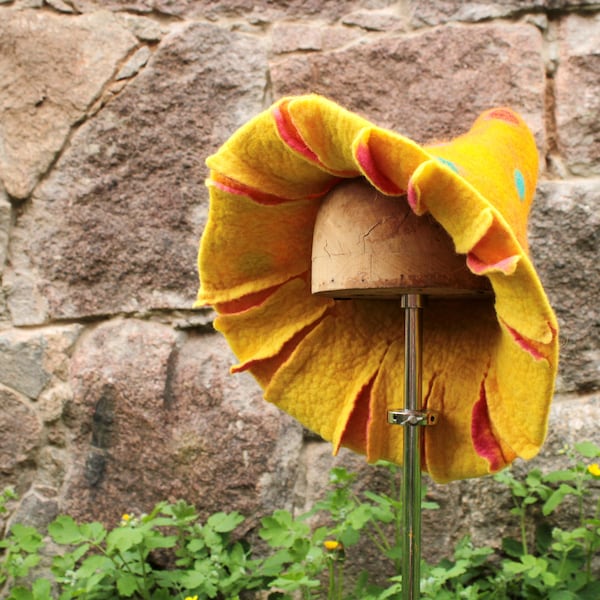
[388,294,433,600]
[311,179,490,600]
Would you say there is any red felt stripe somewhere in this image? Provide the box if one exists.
[471,379,508,472]
[466,252,519,275]
[210,175,328,205]
[499,318,547,361]
[355,141,405,195]
[485,108,520,126]
[273,102,321,163]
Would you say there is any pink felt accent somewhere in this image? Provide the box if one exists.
[466,253,520,275]
[407,180,419,212]
[355,142,404,195]
[273,104,320,163]
[210,176,333,205]
[471,380,506,472]
[500,319,545,361]
[486,108,520,126]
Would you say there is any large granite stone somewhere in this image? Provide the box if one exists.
[0,325,81,400]
[271,22,545,147]
[70,0,396,22]
[63,319,303,528]
[409,0,545,27]
[0,9,137,199]
[0,330,49,399]
[0,385,43,492]
[530,180,599,393]
[555,13,600,176]
[409,0,599,26]
[4,22,268,325]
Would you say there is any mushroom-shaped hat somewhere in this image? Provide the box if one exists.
[197,94,558,483]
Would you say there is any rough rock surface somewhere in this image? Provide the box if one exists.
[271,22,546,146]
[5,22,268,325]
[531,180,600,394]
[63,319,303,527]
[0,386,43,492]
[555,13,600,176]
[0,9,137,200]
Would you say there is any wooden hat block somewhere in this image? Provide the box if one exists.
[311,178,492,299]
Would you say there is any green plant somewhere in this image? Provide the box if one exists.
[1,443,600,599]
[494,441,600,599]
[47,501,274,600]
[421,440,600,599]
[257,461,430,599]
[0,488,47,597]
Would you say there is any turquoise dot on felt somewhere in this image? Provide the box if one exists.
[514,168,526,201]
[437,157,459,174]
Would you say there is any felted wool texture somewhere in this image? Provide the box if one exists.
[197,94,559,484]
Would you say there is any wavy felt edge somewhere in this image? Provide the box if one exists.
[196,94,559,482]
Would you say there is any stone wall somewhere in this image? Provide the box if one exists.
[0,0,599,580]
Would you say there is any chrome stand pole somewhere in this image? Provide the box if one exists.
[401,293,423,600]
[388,294,434,600]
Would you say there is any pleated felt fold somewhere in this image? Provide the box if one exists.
[197,94,558,483]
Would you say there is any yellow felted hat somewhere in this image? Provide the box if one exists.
[197,94,558,483]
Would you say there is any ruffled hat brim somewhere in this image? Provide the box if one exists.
[197,94,558,483]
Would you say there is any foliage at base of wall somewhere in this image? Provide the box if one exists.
[2,442,600,600]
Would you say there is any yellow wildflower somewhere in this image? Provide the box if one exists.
[324,540,342,551]
[120,513,133,526]
[588,463,600,477]
[184,596,198,600]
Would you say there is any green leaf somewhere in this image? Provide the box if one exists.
[145,533,178,551]
[260,511,309,547]
[578,580,600,599]
[79,521,107,544]
[574,441,600,458]
[116,572,140,597]
[9,524,44,552]
[541,569,558,587]
[328,467,356,486]
[165,499,198,522]
[106,526,144,553]
[339,526,360,547]
[502,558,528,574]
[501,537,524,558]
[548,589,576,599]
[8,587,33,600]
[543,484,578,516]
[206,511,244,533]
[31,578,52,600]
[181,567,217,594]
[346,504,373,530]
[543,470,579,484]
[186,537,207,554]
[49,516,85,545]
[269,571,320,592]
[76,553,113,578]
[260,550,294,576]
